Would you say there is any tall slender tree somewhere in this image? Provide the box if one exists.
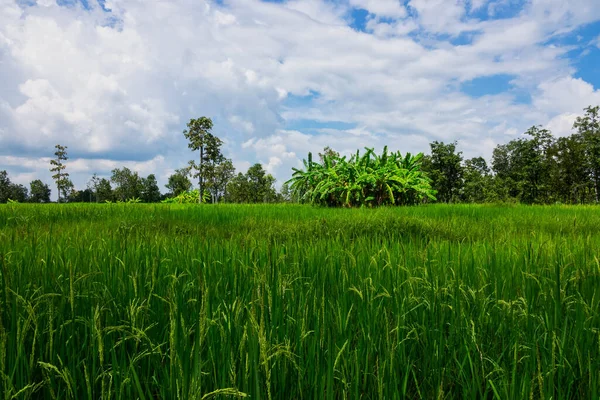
[50,144,71,203]
[183,117,223,203]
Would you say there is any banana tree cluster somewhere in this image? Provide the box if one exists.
[287,147,436,207]
[161,189,211,204]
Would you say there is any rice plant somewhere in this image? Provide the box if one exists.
[0,203,598,399]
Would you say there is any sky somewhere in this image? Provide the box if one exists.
[1,0,600,197]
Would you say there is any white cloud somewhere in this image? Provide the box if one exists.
[408,0,470,34]
[545,113,579,138]
[349,0,407,18]
[534,76,600,115]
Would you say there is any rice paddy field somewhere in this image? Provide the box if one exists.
[0,203,599,399]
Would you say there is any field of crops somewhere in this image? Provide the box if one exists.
[0,203,599,399]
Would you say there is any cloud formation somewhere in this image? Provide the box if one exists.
[0,0,599,196]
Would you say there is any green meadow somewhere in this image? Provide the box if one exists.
[0,203,599,399]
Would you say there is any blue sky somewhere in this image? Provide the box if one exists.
[1,0,600,197]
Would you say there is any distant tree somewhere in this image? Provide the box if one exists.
[279,182,294,202]
[318,146,340,165]
[547,134,592,203]
[111,167,142,201]
[424,141,464,203]
[246,163,278,203]
[141,174,161,203]
[0,170,11,203]
[88,174,101,202]
[50,144,71,203]
[183,117,223,202]
[225,164,277,203]
[29,179,51,203]
[96,178,114,202]
[0,171,29,203]
[491,127,554,204]
[8,183,28,203]
[226,172,250,203]
[573,105,600,202]
[461,157,491,203]
[521,126,554,203]
[68,188,95,203]
[208,159,235,203]
[165,168,192,197]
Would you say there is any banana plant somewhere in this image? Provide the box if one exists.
[286,147,436,207]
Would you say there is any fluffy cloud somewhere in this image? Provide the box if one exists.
[349,0,407,18]
[0,0,599,198]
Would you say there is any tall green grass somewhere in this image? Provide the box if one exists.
[0,203,598,399]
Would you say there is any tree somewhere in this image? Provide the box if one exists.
[0,170,10,203]
[208,159,235,203]
[29,179,51,203]
[111,167,142,201]
[279,182,295,202]
[461,157,492,203]
[166,168,192,197]
[141,174,161,203]
[491,127,554,204]
[87,174,101,203]
[573,105,600,202]
[547,134,592,203]
[424,141,464,203]
[8,184,28,202]
[68,188,94,203]
[225,164,278,203]
[0,171,29,203]
[50,144,71,203]
[521,126,554,203]
[96,178,114,202]
[226,172,250,203]
[246,163,278,203]
[183,117,223,203]
[318,146,340,165]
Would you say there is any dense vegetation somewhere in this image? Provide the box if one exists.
[1,105,599,205]
[287,147,435,206]
[0,203,599,399]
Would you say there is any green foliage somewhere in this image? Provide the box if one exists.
[111,167,143,201]
[226,164,278,203]
[423,141,464,203]
[29,179,51,203]
[491,126,555,204]
[573,105,600,202]
[0,171,29,203]
[183,117,224,202]
[287,146,436,207]
[461,157,492,203]
[141,174,161,203]
[0,204,599,399]
[165,168,192,197]
[161,189,211,204]
[49,144,72,203]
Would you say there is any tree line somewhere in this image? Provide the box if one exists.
[0,118,284,204]
[421,106,600,204]
[0,106,598,205]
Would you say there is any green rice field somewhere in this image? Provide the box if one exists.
[0,203,599,399]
